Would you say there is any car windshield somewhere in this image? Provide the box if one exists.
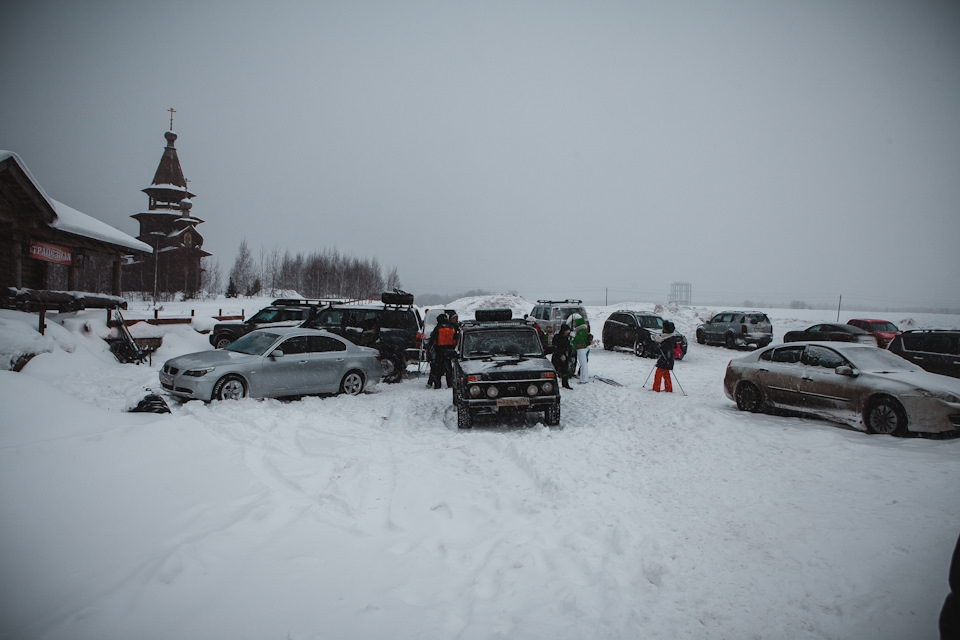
[226,331,281,355]
[639,316,663,330]
[462,329,543,358]
[846,348,917,372]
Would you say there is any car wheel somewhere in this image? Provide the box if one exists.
[214,335,232,349]
[381,355,404,384]
[213,374,247,401]
[457,403,473,429]
[603,338,613,351]
[633,338,648,358]
[734,381,763,413]
[696,329,706,345]
[725,333,736,349]
[340,370,365,396]
[544,403,560,426]
[864,396,908,436]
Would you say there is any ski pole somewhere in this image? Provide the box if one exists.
[641,363,657,388]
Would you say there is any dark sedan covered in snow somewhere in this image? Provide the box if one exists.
[783,323,878,346]
[723,342,960,436]
[160,327,382,401]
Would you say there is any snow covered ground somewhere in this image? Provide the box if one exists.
[1,294,958,640]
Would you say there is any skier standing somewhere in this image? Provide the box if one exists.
[652,320,679,392]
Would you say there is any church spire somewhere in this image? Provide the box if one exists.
[143,110,195,210]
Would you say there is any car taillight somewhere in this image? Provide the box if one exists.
[415,332,422,348]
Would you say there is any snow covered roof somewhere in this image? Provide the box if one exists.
[0,150,152,255]
[50,198,152,253]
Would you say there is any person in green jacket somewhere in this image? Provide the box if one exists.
[570,313,590,384]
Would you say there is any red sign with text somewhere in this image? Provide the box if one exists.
[30,241,72,265]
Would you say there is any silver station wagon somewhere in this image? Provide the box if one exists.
[160,327,382,401]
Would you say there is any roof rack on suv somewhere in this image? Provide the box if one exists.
[537,299,583,305]
[271,298,348,307]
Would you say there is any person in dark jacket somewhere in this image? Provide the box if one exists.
[652,320,679,392]
[551,324,574,389]
[942,533,960,640]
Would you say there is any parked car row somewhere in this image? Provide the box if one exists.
[159,294,960,438]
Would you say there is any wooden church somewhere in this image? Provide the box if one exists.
[123,117,209,296]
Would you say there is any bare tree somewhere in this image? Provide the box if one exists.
[229,238,254,296]
[385,266,402,291]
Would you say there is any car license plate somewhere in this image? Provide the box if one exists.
[497,397,529,407]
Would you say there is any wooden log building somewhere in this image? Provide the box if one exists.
[0,151,152,298]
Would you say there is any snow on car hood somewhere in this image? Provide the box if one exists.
[166,349,259,369]
[458,356,555,377]
[861,368,960,395]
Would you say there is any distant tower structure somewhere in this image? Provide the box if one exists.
[123,111,210,296]
[669,282,692,305]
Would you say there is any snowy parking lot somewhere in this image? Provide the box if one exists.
[1,296,959,639]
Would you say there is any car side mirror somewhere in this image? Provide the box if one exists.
[835,365,858,377]
[270,350,284,359]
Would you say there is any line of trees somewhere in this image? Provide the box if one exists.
[202,239,401,300]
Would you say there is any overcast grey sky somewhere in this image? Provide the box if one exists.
[2,1,958,309]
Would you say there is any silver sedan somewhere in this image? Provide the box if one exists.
[160,328,382,401]
[723,341,960,436]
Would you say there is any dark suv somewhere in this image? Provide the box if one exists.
[696,310,773,349]
[210,299,340,349]
[452,309,561,429]
[602,311,688,359]
[887,330,960,379]
[302,292,423,382]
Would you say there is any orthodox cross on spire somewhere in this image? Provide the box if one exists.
[167,107,176,130]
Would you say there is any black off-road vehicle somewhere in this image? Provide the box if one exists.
[452,309,561,429]
[210,298,342,349]
[301,291,422,383]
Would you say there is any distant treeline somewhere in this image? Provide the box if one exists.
[202,239,401,301]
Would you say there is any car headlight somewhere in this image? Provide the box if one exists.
[526,384,539,396]
[486,386,500,399]
[469,385,482,398]
[183,367,215,377]
[541,381,555,394]
[921,389,960,403]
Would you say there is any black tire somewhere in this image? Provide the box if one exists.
[725,333,737,349]
[457,403,473,429]
[340,370,365,396]
[735,381,764,413]
[544,403,560,426]
[602,338,613,351]
[864,396,908,436]
[381,355,404,384]
[212,374,247,401]
[633,339,648,358]
[214,335,233,349]
[696,329,706,345]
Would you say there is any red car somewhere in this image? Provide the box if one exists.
[847,318,901,348]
